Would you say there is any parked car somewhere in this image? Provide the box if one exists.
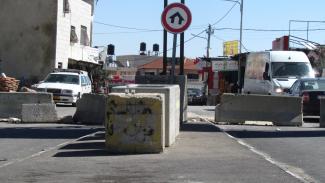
[187,88,206,105]
[286,78,325,116]
[37,69,92,106]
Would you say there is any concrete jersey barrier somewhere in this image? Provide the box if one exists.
[73,93,107,125]
[0,92,53,119]
[112,84,180,147]
[215,93,303,126]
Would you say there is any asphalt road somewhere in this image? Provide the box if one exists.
[0,105,323,182]
[0,121,300,183]
[189,105,325,183]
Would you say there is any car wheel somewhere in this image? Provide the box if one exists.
[72,102,76,107]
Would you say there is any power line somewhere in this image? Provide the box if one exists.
[213,27,325,32]
[212,2,237,26]
[94,30,161,35]
[94,21,160,31]
[162,3,238,53]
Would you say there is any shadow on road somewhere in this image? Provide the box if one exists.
[54,132,154,157]
[181,122,221,132]
[226,130,325,139]
[53,122,222,157]
[0,127,102,139]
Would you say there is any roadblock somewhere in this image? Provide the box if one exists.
[22,103,58,123]
[73,94,107,125]
[106,93,165,154]
[215,93,303,126]
[112,84,180,147]
[135,75,187,123]
[0,92,53,119]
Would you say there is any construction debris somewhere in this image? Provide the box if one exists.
[0,76,20,92]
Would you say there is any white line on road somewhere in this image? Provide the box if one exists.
[0,131,102,169]
[216,124,317,183]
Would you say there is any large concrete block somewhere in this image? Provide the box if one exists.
[135,75,187,123]
[22,103,58,123]
[112,84,180,147]
[0,92,53,118]
[106,93,165,154]
[215,93,303,126]
[73,94,107,125]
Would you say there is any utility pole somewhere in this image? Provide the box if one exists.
[206,24,213,58]
[204,24,213,96]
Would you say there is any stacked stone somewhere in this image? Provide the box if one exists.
[0,77,19,92]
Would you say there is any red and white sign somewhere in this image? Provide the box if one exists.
[161,3,192,34]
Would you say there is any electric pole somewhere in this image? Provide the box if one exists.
[206,24,214,58]
[203,24,214,97]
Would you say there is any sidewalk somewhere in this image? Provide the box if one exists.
[0,121,300,183]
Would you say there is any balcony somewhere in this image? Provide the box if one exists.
[69,45,99,64]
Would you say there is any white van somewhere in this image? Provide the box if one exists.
[243,51,315,95]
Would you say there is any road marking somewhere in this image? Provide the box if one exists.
[215,124,317,183]
[0,131,102,169]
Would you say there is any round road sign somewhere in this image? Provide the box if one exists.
[161,3,192,34]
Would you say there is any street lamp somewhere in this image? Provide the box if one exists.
[222,0,243,93]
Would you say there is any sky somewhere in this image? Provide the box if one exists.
[93,0,325,58]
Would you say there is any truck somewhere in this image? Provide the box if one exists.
[243,51,315,95]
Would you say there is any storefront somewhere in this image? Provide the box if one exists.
[211,59,238,95]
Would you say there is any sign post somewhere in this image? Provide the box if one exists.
[161,3,191,82]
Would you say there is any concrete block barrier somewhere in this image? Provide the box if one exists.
[0,92,53,119]
[112,84,180,147]
[135,75,187,123]
[106,93,165,154]
[73,94,107,125]
[215,93,303,126]
[22,103,58,123]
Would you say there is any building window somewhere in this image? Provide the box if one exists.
[187,73,199,80]
[63,0,70,13]
[80,26,90,46]
[70,26,78,43]
[145,72,155,76]
[58,62,63,69]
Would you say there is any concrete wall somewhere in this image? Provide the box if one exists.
[215,93,303,126]
[135,75,187,123]
[0,92,53,119]
[73,93,107,125]
[0,0,57,82]
[22,103,58,123]
[112,84,180,147]
[106,93,165,154]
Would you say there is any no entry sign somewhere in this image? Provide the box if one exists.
[161,3,192,34]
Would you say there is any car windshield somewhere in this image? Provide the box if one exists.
[188,88,202,96]
[301,80,325,90]
[44,74,79,84]
[271,62,313,78]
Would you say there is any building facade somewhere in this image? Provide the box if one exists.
[0,0,98,83]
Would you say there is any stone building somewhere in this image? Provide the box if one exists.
[0,0,98,83]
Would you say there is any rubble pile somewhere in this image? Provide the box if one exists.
[0,77,19,92]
